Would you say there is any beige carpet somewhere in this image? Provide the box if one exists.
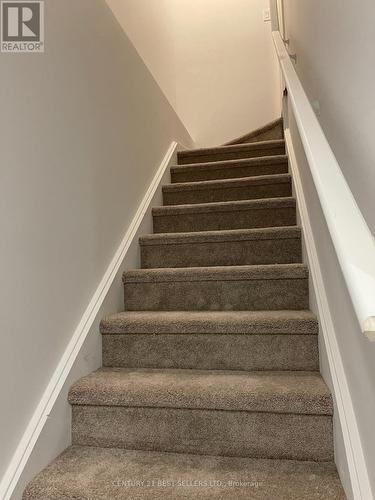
[24,120,346,499]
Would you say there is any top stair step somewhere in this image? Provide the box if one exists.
[177,139,286,164]
[225,117,284,145]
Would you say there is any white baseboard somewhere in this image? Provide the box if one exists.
[285,129,372,500]
[0,141,179,500]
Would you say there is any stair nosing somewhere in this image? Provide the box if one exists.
[152,197,296,217]
[140,226,301,246]
[68,368,333,416]
[163,173,292,193]
[73,404,328,418]
[100,310,318,335]
[171,154,288,172]
[122,263,308,284]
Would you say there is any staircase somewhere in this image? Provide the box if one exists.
[24,121,345,499]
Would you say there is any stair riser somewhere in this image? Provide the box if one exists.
[140,237,302,268]
[163,182,292,205]
[72,406,333,461]
[102,334,319,371]
[153,207,296,233]
[178,146,285,164]
[172,162,288,183]
[123,278,309,311]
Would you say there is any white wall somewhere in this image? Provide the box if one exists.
[106,0,281,146]
[286,110,353,497]
[280,5,375,490]
[105,0,177,109]
[286,15,375,500]
[0,0,192,495]
[171,0,281,146]
[283,0,375,234]
[287,106,375,497]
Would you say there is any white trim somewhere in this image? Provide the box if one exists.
[285,129,373,500]
[269,0,280,32]
[272,30,375,340]
[0,141,179,500]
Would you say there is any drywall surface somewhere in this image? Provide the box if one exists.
[171,0,281,146]
[0,0,192,493]
[280,2,375,492]
[288,107,375,497]
[106,0,281,146]
[283,0,375,234]
[105,0,177,109]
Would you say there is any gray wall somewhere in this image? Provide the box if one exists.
[284,0,375,234]
[0,0,192,490]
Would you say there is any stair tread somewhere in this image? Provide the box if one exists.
[123,263,308,283]
[68,367,331,415]
[100,310,318,335]
[172,154,288,172]
[23,445,345,500]
[163,173,291,193]
[178,139,285,160]
[153,197,296,216]
[140,226,301,246]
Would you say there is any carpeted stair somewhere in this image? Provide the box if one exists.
[224,117,284,145]
[24,120,345,499]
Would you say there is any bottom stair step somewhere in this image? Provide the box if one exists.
[23,445,345,500]
[68,368,333,461]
